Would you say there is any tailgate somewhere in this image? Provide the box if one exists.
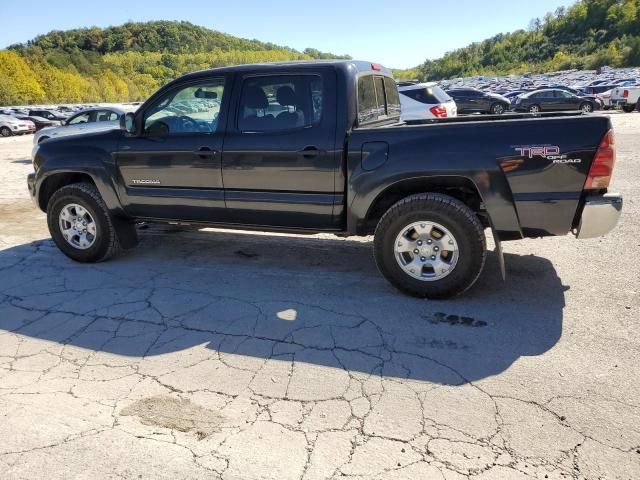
[498,115,611,236]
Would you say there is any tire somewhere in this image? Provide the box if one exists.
[0,126,12,137]
[528,104,541,113]
[490,103,506,115]
[580,102,593,113]
[373,193,486,299]
[622,105,635,113]
[47,182,120,263]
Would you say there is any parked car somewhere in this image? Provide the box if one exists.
[0,114,33,137]
[28,60,622,298]
[610,86,640,112]
[13,114,60,131]
[28,109,69,121]
[34,107,133,144]
[397,82,457,120]
[445,88,510,114]
[512,89,598,113]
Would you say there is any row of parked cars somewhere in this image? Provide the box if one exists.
[0,104,139,141]
[1,66,638,137]
[397,66,640,120]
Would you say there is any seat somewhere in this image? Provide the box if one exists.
[274,86,304,129]
[240,86,270,131]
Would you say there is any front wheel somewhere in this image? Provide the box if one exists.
[528,104,541,113]
[47,183,121,262]
[374,193,486,298]
[0,126,12,137]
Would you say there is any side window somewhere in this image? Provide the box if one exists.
[238,75,323,132]
[143,78,225,135]
[96,111,119,122]
[68,113,91,125]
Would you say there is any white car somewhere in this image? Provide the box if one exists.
[0,115,33,137]
[611,85,640,112]
[397,82,457,121]
[33,107,133,144]
[597,88,615,109]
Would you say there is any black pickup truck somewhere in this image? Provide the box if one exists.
[28,60,622,298]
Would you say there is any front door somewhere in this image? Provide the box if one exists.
[221,70,341,229]
[115,77,230,222]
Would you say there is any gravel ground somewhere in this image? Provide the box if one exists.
[0,114,638,479]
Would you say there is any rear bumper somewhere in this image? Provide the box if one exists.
[575,193,622,239]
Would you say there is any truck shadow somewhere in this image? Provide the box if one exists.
[0,227,565,385]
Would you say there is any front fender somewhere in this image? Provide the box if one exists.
[33,131,124,215]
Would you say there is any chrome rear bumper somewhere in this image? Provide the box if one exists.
[575,193,623,239]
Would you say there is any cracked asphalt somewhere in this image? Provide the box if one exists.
[0,113,639,479]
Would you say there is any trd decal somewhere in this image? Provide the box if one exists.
[514,145,581,164]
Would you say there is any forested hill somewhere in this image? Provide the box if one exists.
[0,21,350,105]
[11,21,299,55]
[404,0,640,81]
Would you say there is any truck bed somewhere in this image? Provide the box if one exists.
[347,112,611,240]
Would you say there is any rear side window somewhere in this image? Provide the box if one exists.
[357,74,400,126]
[400,86,450,105]
[238,75,323,132]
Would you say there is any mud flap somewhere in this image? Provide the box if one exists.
[492,228,506,281]
[111,215,139,250]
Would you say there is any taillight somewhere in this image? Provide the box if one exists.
[430,106,448,118]
[585,130,615,190]
[623,90,629,98]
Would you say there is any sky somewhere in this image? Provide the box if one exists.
[3,0,578,68]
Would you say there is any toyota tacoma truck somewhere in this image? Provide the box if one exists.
[27,60,623,298]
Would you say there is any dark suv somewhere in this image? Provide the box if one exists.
[28,109,68,121]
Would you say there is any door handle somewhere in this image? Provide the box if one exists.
[194,147,218,158]
[298,146,320,159]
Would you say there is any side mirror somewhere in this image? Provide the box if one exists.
[120,112,136,134]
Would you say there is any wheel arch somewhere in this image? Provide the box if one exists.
[361,176,487,235]
[38,171,97,212]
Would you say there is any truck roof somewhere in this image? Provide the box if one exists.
[177,60,392,81]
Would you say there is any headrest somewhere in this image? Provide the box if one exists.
[243,86,268,109]
[276,86,297,107]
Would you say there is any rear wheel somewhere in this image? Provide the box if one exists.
[528,104,541,113]
[490,103,506,115]
[622,104,635,113]
[374,193,486,298]
[47,183,120,263]
[0,127,12,137]
[580,102,594,113]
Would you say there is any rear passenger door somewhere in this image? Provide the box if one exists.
[221,69,340,229]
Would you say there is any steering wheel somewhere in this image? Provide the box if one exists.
[177,115,200,132]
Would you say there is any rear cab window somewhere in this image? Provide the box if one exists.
[357,74,400,126]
